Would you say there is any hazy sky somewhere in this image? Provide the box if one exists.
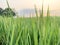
[0,0,60,10]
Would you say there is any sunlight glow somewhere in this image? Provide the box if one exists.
[0,0,60,10]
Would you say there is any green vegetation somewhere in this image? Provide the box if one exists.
[0,0,60,45]
[0,5,60,45]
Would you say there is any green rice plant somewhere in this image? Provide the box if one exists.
[0,15,60,45]
[39,4,44,45]
[0,3,60,45]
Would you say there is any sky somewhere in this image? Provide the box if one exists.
[0,0,60,11]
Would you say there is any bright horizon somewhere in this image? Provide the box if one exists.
[0,0,60,11]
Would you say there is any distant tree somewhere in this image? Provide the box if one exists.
[1,0,16,17]
[0,8,3,15]
[2,8,16,17]
[0,0,16,17]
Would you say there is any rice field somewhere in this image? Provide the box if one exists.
[0,2,60,45]
[0,14,60,45]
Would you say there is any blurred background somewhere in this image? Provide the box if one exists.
[0,0,60,17]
